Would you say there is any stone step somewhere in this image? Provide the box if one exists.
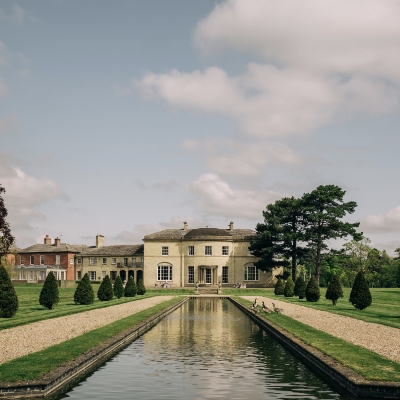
[197,288,219,295]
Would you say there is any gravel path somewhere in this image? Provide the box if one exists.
[0,296,174,365]
[242,296,400,363]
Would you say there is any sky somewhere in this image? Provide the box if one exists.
[1,0,400,253]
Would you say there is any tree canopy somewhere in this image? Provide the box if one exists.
[0,185,14,259]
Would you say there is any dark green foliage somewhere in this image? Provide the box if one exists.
[124,276,137,297]
[97,275,113,301]
[74,273,94,305]
[349,270,372,310]
[0,265,18,318]
[0,185,15,258]
[39,272,59,310]
[274,277,284,295]
[325,274,343,305]
[294,275,306,299]
[305,275,320,302]
[284,276,295,297]
[137,279,146,295]
[113,276,124,299]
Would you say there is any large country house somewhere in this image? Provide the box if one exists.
[13,222,279,287]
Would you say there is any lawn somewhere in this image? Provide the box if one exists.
[0,284,192,331]
[225,287,400,329]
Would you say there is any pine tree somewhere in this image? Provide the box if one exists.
[349,270,372,310]
[74,273,95,305]
[325,274,343,306]
[0,265,18,318]
[39,272,59,309]
[137,279,146,295]
[124,276,137,297]
[284,276,295,297]
[305,275,320,302]
[294,275,306,299]
[98,275,113,301]
[113,276,124,299]
[274,277,284,295]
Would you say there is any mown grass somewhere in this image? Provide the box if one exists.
[225,287,400,329]
[0,297,183,382]
[0,284,186,331]
[235,297,400,382]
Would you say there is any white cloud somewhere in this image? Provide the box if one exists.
[361,206,400,233]
[186,173,281,219]
[0,162,68,236]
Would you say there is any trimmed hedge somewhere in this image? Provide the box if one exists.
[74,273,95,305]
[274,277,284,295]
[284,276,295,297]
[97,275,113,301]
[349,270,372,310]
[294,275,306,299]
[39,272,59,310]
[305,275,320,302]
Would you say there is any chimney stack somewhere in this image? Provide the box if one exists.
[229,221,234,231]
[54,237,60,246]
[44,235,51,245]
[96,234,104,248]
[183,221,188,231]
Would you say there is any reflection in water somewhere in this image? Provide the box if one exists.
[60,299,355,400]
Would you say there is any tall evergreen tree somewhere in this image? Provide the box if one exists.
[39,272,59,309]
[305,275,320,302]
[113,276,124,299]
[0,185,14,259]
[0,265,18,318]
[294,275,306,299]
[302,185,362,282]
[137,279,146,295]
[325,274,343,305]
[98,275,113,301]
[349,270,372,310]
[124,276,137,297]
[74,273,95,305]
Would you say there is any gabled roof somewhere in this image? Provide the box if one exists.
[19,244,88,254]
[78,244,144,256]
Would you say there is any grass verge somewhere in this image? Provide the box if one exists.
[235,297,400,382]
[0,297,183,382]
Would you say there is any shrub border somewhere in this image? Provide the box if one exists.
[0,297,188,399]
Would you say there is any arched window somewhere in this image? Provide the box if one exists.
[157,263,172,281]
[244,264,259,281]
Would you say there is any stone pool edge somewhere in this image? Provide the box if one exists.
[0,297,188,400]
[230,297,400,400]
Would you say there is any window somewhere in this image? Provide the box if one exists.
[205,246,212,256]
[188,266,194,284]
[89,257,97,265]
[111,258,116,265]
[132,257,136,266]
[188,246,194,256]
[110,271,117,280]
[102,258,107,265]
[77,271,82,280]
[222,246,229,256]
[40,255,45,265]
[77,258,82,264]
[102,271,107,279]
[222,266,228,283]
[70,258,74,265]
[123,257,128,267]
[30,255,34,265]
[60,271,65,280]
[20,255,24,265]
[140,257,144,266]
[56,255,60,265]
[244,265,259,281]
[157,265,172,281]
[89,271,96,281]
[161,246,169,256]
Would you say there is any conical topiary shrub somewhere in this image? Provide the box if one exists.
[284,276,295,297]
[325,274,343,306]
[74,273,95,305]
[0,265,19,318]
[349,270,372,310]
[274,277,284,295]
[294,275,306,299]
[113,276,124,299]
[39,271,59,310]
[97,275,113,301]
[305,275,320,302]
[124,276,137,297]
[137,279,146,295]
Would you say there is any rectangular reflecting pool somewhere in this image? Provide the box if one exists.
[59,298,356,399]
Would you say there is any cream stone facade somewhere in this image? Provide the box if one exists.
[143,222,281,288]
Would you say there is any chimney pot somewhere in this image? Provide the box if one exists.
[44,235,51,245]
[96,234,104,248]
[54,237,60,246]
[183,221,188,230]
[229,221,234,231]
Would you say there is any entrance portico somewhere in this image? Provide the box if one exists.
[198,265,218,285]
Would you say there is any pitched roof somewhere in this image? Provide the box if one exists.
[144,228,256,241]
[78,244,144,256]
[19,244,88,254]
